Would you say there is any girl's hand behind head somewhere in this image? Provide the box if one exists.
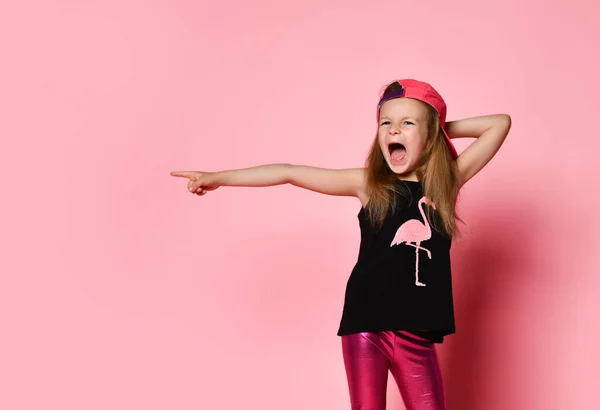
[170,171,221,196]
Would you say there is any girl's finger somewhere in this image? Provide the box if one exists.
[188,180,200,192]
[170,171,194,178]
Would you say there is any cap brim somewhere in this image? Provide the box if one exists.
[441,127,458,159]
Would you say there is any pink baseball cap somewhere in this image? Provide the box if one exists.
[377,79,458,159]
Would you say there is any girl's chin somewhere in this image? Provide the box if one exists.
[386,160,412,174]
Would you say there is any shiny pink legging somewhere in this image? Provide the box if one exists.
[341,331,446,410]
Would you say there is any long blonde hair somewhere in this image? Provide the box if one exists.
[364,86,461,237]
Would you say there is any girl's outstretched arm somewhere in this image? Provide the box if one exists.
[171,164,367,203]
[445,114,512,186]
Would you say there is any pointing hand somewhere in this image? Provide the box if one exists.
[170,171,221,196]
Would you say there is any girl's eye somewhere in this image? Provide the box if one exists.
[379,120,413,126]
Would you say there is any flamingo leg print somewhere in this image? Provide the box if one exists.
[390,196,436,287]
[402,242,432,258]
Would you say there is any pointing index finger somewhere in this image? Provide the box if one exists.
[170,171,195,178]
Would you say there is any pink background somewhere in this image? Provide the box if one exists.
[1,1,598,409]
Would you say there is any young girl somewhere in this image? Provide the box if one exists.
[171,79,511,410]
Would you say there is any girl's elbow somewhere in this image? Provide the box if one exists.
[496,114,512,135]
[280,163,295,184]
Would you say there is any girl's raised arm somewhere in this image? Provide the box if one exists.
[445,114,512,186]
[171,164,366,203]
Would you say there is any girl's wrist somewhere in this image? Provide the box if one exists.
[444,121,469,139]
[213,170,228,186]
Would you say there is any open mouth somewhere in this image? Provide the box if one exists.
[388,143,407,163]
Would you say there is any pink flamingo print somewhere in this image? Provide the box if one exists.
[390,196,436,287]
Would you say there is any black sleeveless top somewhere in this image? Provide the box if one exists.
[337,180,456,343]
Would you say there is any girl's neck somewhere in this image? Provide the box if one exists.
[396,176,420,183]
[395,170,419,182]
